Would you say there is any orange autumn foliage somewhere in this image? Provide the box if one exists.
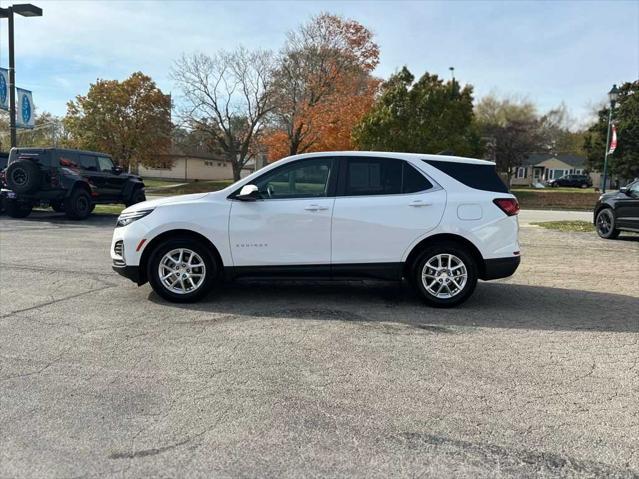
[264,76,379,163]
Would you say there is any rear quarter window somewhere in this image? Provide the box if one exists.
[423,159,508,193]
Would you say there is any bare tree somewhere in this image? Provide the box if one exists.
[271,13,379,156]
[172,47,275,180]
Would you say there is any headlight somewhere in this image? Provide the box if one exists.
[116,209,154,227]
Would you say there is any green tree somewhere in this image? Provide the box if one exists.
[475,95,544,182]
[353,67,481,157]
[584,80,639,180]
[65,72,171,172]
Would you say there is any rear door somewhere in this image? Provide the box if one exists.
[331,157,446,265]
[78,154,104,198]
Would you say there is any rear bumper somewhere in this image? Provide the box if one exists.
[482,256,520,280]
[112,263,141,284]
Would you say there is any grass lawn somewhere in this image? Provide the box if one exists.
[531,221,595,233]
[149,179,236,196]
[142,178,183,189]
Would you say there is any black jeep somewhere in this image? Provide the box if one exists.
[1,148,146,219]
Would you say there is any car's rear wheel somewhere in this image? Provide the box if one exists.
[4,198,33,218]
[595,208,620,239]
[413,244,478,307]
[5,160,41,193]
[147,237,218,303]
[125,188,146,207]
[65,188,92,220]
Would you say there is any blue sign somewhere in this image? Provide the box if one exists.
[0,68,8,111]
[16,88,35,128]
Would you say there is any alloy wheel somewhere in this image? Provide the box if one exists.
[421,253,468,299]
[158,248,207,295]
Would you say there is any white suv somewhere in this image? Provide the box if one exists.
[111,152,520,307]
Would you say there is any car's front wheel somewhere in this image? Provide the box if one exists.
[147,237,218,303]
[413,245,478,307]
[595,208,620,239]
[125,188,146,207]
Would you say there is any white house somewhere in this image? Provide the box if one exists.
[138,150,258,181]
[510,154,598,186]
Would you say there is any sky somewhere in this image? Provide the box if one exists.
[1,0,638,128]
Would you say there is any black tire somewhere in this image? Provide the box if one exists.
[50,200,65,213]
[595,208,620,239]
[412,244,478,308]
[64,188,93,220]
[5,160,41,193]
[147,237,218,303]
[125,188,146,207]
[4,198,32,218]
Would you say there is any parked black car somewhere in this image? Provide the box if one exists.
[547,174,593,188]
[594,180,639,239]
[1,147,146,219]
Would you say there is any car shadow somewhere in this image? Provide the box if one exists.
[148,280,639,333]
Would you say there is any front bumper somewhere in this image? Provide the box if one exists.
[482,256,520,280]
[112,263,141,284]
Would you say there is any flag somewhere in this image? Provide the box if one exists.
[16,88,35,129]
[608,124,617,154]
[0,68,8,111]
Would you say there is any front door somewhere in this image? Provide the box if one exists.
[229,157,336,267]
[616,181,639,230]
[331,157,446,265]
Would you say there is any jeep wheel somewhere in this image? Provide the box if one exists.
[4,198,33,218]
[65,188,93,220]
[50,200,65,213]
[5,160,41,194]
[413,244,478,308]
[125,188,146,207]
[148,237,218,303]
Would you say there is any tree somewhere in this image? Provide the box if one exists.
[584,80,639,180]
[539,103,587,157]
[172,48,274,180]
[65,72,171,173]
[475,95,544,181]
[0,111,72,150]
[353,67,481,157]
[267,13,380,159]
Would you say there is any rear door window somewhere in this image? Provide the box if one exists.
[402,163,433,193]
[344,158,402,196]
[79,155,98,172]
[423,159,508,193]
[342,158,433,196]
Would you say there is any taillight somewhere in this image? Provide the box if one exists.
[493,198,520,216]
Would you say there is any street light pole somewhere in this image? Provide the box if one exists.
[8,6,17,148]
[601,84,619,193]
[0,3,43,148]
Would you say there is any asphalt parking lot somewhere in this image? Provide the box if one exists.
[1,212,638,478]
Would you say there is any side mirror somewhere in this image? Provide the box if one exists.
[236,184,259,201]
[620,187,629,195]
[113,166,123,174]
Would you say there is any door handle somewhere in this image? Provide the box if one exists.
[304,204,329,211]
[409,200,431,207]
